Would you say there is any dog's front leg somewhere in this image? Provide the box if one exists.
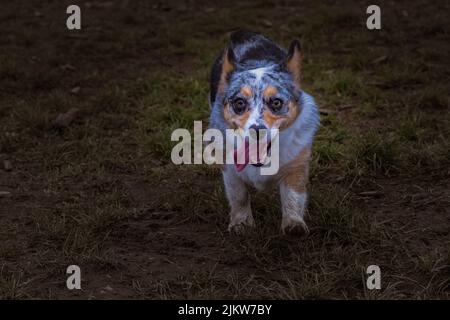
[280,183,309,235]
[279,147,311,235]
[223,168,254,233]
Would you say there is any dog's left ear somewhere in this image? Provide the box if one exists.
[218,47,236,94]
[286,40,302,87]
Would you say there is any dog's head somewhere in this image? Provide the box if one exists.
[219,40,302,134]
[218,40,303,169]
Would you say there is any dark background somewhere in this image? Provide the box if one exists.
[0,0,449,299]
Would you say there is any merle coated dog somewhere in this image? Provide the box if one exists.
[209,31,320,234]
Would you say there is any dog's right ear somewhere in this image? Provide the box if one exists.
[286,40,302,88]
[218,47,236,95]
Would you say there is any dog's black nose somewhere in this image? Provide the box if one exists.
[249,124,267,141]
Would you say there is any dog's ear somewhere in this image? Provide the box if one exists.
[286,40,302,87]
[218,47,236,94]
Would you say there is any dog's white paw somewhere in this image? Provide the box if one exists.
[228,213,255,234]
[281,215,309,235]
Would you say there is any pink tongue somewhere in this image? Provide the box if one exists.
[234,140,250,172]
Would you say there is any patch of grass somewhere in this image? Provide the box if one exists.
[347,132,398,175]
[403,139,450,169]
[394,112,450,169]
[261,274,337,299]
[312,115,348,170]
[315,69,362,99]
[6,91,83,138]
[377,64,425,89]
[134,271,265,299]
[91,86,132,114]
[11,103,53,136]
[416,87,448,110]
[135,269,348,299]
[309,185,368,242]
[396,115,423,142]
[0,269,28,299]
[143,165,228,223]
[28,67,61,91]
[251,192,283,235]
[138,73,209,159]
[356,101,380,118]
[31,185,134,265]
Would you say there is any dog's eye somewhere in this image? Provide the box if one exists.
[232,98,248,115]
[269,98,284,113]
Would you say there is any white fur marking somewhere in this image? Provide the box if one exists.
[250,67,267,82]
[280,185,307,219]
[280,186,308,233]
[223,168,255,231]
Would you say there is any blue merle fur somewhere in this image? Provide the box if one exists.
[209,31,302,133]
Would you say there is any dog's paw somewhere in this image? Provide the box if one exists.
[281,215,309,236]
[228,214,255,234]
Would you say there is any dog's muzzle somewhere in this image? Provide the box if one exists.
[234,125,272,172]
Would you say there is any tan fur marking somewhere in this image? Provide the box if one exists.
[223,103,236,129]
[279,147,311,193]
[287,48,302,88]
[240,86,252,98]
[218,48,234,95]
[263,100,300,129]
[237,110,251,128]
[262,110,281,128]
[263,85,278,99]
[224,103,251,129]
[279,101,300,130]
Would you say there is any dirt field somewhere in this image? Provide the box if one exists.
[0,0,449,299]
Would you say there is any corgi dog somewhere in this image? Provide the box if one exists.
[209,31,320,234]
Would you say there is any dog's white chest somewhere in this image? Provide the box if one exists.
[237,165,276,191]
[233,91,319,190]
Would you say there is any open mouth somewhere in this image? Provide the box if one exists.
[233,137,272,172]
